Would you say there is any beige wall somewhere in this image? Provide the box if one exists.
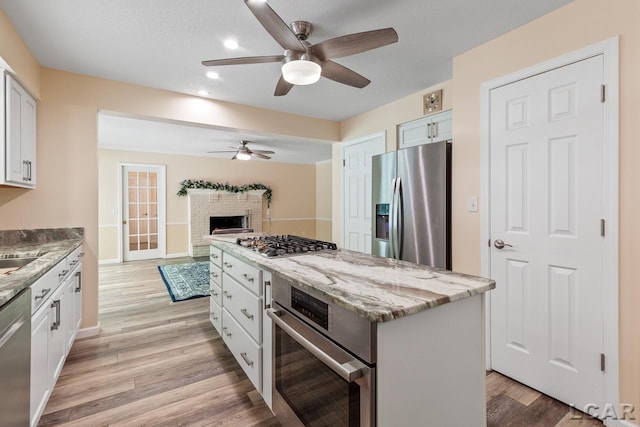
[315,160,332,241]
[0,9,40,98]
[452,0,640,410]
[98,148,319,260]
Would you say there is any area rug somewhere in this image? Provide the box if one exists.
[158,262,210,302]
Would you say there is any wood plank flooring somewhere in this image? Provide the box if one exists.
[39,258,604,426]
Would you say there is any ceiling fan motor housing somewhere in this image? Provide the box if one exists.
[290,21,312,41]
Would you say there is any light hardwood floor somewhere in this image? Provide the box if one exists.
[38,258,603,426]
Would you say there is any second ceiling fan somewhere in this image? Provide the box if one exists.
[202,0,398,96]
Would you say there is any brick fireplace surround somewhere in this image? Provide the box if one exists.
[187,189,265,257]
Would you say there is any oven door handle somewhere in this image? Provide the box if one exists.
[267,308,363,382]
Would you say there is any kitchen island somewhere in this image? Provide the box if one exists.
[206,234,495,427]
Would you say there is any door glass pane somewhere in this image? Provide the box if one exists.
[150,187,157,203]
[139,204,148,218]
[129,236,138,251]
[150,234,158,249]
[150,220,157,234]
[128,171,137,187]
[129,219,138,235]
[139,187,148,203]
[139,235,149,250]
[149,203,157,219]
[129,204,138,219]
[128,187,137,203]
[140,219,148,234]
[149,172,157,187]
[139,172,148,188]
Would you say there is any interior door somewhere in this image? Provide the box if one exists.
[489,55,605,411]
[123,165,164,261]
[343,135,385,253]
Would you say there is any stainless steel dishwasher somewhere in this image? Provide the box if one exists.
[0,288,31,427]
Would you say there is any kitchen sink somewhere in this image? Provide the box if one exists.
[0,257,38,276]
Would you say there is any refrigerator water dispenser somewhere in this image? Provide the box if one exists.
[375,203,390,240]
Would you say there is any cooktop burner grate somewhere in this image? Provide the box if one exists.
[236,235,338,257]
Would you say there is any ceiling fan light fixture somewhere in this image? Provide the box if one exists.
[236,152,252,161]
[282,59,321,85]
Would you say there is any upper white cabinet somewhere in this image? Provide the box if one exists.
[398,109,452,149]
[1,71,37,188]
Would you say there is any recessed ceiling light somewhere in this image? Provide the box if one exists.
[206,71,220,80]
[224,39,239,50]
[198,90,209,96]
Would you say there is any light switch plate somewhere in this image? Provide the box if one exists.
[468,196,478,212]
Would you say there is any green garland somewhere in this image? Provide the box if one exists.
[177,180,272,207]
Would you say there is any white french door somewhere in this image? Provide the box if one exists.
[342,134,385,253]
[122,164,166,261]
[489,55,606,411]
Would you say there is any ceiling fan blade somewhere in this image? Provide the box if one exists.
[251,149,276,154]
[321,61,370,88]
[202,55,284,67]
[244,0,305,52]
[252,152,271,160]
[207,150,238,153]
[311,28,398,61]
[274,75,294,96]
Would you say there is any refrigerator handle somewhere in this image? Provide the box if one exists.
[395,177,403,259]
[390,177,401,259]
[389,178,397,258]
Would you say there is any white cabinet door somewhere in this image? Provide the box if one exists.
[30,305,50,427]
[5,74,36,186]
[48,283,66,383]
[398,110,452,149]
[72,266,83,333]
[65,272,77,353]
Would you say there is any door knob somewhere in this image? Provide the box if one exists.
[494,239,513,250]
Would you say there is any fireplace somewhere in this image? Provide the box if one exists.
[210,215,249,234]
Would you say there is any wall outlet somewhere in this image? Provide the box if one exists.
[468,196,479,212]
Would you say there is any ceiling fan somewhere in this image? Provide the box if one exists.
[207,140,275,160]
[202,0,398,96]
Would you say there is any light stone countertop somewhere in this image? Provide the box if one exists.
[0,228,84,308]
[206,234,495,323]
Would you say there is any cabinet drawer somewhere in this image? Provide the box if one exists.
[222,273,262,342]
[31,259,66,314]
[222,253,261,295]
[209,263,222,287]
[209,298,222,334]
[67,245,84,271]
[210,281,222,307]
[222,308,261,392]
[209,246,223,268]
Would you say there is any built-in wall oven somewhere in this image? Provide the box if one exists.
[266,277,376,427]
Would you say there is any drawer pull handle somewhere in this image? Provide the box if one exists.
[35,288,51,301]
[211,254,219,259]
[222,327,231,338]
[223,262,232,268]
[211,272,218,278]
[211,315,218,321]
[58,269,68,278]
[240,352,254,367]
[211,291,218,297]
[51,300,61,331]
[241,273,254,282]
[240,308,254,320]
[223,291,232,299]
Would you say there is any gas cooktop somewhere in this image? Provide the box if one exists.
[236,235,338,257]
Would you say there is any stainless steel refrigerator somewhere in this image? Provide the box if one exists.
[371,141,451,269]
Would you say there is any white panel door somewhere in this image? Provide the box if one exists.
[343,135,385,253]
[490,55,605,411]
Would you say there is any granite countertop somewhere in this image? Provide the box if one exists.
[0,228,84,308]
[206,234,495,323]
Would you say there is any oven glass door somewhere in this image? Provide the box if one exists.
[269,306,373,427]
[276,326,360,426]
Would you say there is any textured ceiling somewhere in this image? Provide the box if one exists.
[0,0,573,122]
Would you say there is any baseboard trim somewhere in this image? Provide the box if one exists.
[76,323,101,339]
[166,252,189,258]
[99,258,120,265]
